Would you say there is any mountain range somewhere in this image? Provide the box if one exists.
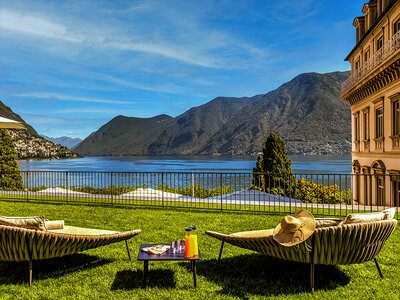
[0,101,81,159]
[74,71,352,156]
[41,135,82,149]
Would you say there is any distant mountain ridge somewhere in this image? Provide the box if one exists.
[41,135,82,149]
[0,101,81,159]
[74,71,351,156]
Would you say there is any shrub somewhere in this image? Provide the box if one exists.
[154,184,234,199]
[248,184,286,196]
[26,184,234,198]
[69,185,147,195]
[29,186,49,192]
[294,178,351,204]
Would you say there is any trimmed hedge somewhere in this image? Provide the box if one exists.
[69,185,147,195]
[27,180,350,204]
[28,184,235,199]
[154,184,235,199]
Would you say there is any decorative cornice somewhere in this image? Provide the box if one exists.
[342,58,400,106]
[342,30,400,94]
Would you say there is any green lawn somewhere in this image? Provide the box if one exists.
[0,201,399,299]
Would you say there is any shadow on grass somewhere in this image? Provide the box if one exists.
[195,254,350,297]
[111,269,176,290]
[0,254,113,285]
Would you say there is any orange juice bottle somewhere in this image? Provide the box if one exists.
[184,227,194,258]
[190,226,199,256]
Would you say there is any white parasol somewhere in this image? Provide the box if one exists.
[0,116,25,129]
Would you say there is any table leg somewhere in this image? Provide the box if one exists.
[29,260,33,287]
[125,240,131,261]
[218,241,224,262]
[193,260,197,288]
[143,261,148,288]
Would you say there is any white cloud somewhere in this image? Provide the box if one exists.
[0,9,218,68]
[96,73,186,94]
[0,6,267,69]
[270,0,320,23]
[54,108,122,114]
[105,40,217,68]
[13,92,133,105]
[0,10,83,43]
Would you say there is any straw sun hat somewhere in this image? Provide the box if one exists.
[273,210,316,247]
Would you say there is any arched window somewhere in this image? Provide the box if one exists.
[352,160,361,173]
[372,160,386,206]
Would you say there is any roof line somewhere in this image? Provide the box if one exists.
[344,0,398,61]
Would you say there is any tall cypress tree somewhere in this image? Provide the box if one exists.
[0,129,24,190]
[252,133,295,196]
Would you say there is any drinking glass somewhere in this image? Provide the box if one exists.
[178,240,185,253]
[171,240,177,253]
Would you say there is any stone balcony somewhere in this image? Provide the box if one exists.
[341,30,400,95]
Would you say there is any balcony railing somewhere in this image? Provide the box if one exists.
[341,30,400,94]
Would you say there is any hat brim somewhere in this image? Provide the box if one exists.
[273,210,316,247]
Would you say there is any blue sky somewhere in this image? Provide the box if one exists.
[1,0,364,139]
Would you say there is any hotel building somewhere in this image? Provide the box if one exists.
[341,0,400,207]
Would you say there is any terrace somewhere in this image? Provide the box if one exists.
[0,170,398,299]
[0,201,398,299]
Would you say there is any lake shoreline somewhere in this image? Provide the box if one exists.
[17,154,352,174]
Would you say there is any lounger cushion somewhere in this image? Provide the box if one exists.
[315,218,343,228]
[47,225,118,235]
[0,216,46,231]
[230,229,274,238]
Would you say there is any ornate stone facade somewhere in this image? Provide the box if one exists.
[341,0,400,207]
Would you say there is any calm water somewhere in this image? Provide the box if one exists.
[17,154,352,174]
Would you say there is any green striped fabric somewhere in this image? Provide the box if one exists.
[0,225,141,262]
[206,219,397,265]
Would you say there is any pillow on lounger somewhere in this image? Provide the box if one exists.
[315,218,343,228]
[0,216,46,231]
[382,208,396,220]
[44,220,64,230]
[343,209,394,225]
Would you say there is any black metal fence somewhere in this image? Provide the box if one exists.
[0,170,398,218]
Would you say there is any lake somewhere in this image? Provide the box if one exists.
[17,154,352,174]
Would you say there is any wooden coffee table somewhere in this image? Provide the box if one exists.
[137,243,202,288]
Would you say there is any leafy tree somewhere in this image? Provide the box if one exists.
[252,132,295,196]
[0,129,24,191]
